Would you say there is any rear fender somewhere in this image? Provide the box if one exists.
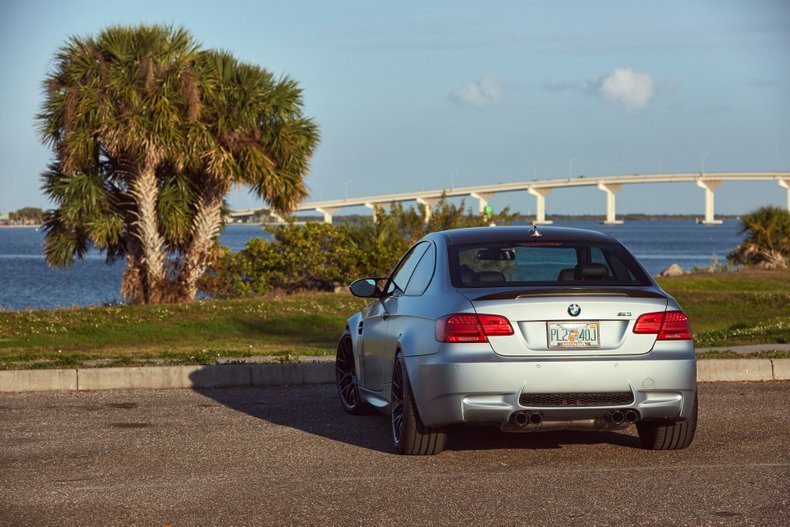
[396,318,444,357]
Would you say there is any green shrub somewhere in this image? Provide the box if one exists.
[728,206,790,269]
[202,197,518,297]
[202,222,358,297]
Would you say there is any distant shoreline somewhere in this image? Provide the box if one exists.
[227,214,741,225]
[1,215,741,230]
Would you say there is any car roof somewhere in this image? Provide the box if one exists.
[434,225,618,245]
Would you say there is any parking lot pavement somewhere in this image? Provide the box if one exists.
[1,382,788,527]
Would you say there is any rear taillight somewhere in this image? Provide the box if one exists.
[634,310,692,340]
[633,312,664,333]
[435,313,514,343]
[659,311,694,340]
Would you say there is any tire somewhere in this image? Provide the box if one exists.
[390,351,447,455]
[637,392,698,450]
[335,330,369,414]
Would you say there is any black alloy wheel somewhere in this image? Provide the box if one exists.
[336,331,367,414]
[391,356,405,445]
[391,351,447,455]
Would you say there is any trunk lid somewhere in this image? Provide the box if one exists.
[463,287,669,357]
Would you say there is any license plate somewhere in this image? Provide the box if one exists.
[547,322,600,349]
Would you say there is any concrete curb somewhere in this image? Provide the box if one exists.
[697,359,775,382]
[1,359,789,393]
[0,369,78,392]
[0,363,334,393]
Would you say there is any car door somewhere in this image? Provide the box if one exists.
[360,242,429,392]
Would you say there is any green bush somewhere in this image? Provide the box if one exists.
[202,197,517,297]
[728,206,790,269]
[202,222,358,297]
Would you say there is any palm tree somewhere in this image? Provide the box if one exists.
[728,206,790,269]
[176,50,319,300]
[38,24,318,303]
[38,25,202,302]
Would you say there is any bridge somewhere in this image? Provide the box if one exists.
[229,172,790,225]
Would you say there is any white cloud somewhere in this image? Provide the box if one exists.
[544,68,658,111]
[450,73,503,107]
[598,68,655,111]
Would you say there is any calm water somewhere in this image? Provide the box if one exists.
[0,221,743,310]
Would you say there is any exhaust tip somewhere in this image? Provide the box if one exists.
[528,412,542,425]
[610,410,625,425]
[512,412,529,426]
[625,409,640,424]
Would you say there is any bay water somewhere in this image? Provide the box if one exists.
[0,220,744,310]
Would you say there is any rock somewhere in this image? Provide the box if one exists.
[658,263,685,277]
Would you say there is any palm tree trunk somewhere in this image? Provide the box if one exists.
[180,190,224,301]
[130,154,167,303]
[121,253,146,304]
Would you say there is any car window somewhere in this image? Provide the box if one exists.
[388,242,429,295]
[450,241,651,287]
[512,247,577,281]
[404,243,436,296]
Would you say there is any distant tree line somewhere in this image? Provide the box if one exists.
[4,207,45,224]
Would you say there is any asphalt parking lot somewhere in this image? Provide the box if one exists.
[1,382,788,527]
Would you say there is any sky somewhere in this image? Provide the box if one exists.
[0,0,788,217]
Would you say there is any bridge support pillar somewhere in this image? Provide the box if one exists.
[528,188,553,224]
[315,207,337,224]
[695,179,723,225]
[780,180,790,211]
[470,192,494,215]
[597,183,624,224]
[269,212,285,224]
[416,198,437,223]
[363,202,378,222]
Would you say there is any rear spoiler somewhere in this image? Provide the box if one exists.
[470,287,667,301]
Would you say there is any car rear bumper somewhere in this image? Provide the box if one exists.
[404,345,696,428]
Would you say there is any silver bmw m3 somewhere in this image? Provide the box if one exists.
[336,226,697,455]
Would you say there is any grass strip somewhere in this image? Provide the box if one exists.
[1,269,787,370]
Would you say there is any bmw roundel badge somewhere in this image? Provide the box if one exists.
[568,304,581,317]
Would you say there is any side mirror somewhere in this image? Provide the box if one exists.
[349,277,388,298]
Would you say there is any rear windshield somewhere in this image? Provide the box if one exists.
[449,240,652,287]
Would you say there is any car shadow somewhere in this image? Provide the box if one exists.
[190,384,395,453]
[188,366,643,454]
